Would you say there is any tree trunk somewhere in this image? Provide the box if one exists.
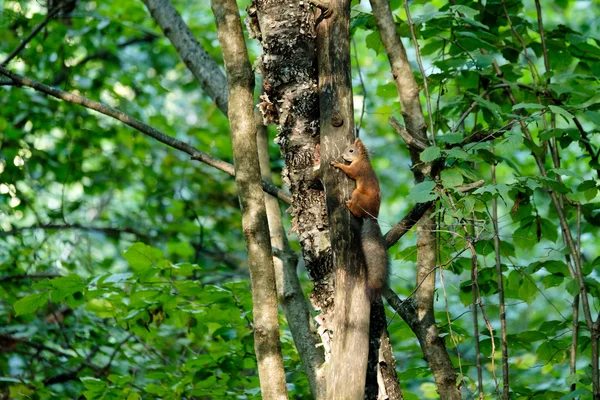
[212,1,288,398]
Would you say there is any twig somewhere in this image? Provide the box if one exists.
[101,333,134,373]
[500,0,539,86]
[1,6,62,66]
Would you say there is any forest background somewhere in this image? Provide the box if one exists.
[1,0,600,399]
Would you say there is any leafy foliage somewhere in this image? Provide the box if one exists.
[1,0,599,398]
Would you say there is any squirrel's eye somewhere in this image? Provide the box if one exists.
[349,149,354,153]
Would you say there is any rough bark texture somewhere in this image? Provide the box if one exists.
[379,325,404,400]
[314,1,371,399]
[251,0,334,315]
[211,1,287,398]
[143,0,228,114]
[367,300,402,400]
[256,112,326,397]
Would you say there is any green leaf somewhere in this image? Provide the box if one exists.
[561,388,592,400]
[518,276,538,304]
[14,292,48,316]
[85,298,117,318]
[123,243,163,272]
[127,392,141,400]
[440,168,464,188]
[420,146,441,163]
[49,275,86,302]
[443,148,470,160]
[365,31,383,54]
[512,103,546,110]
[577,179,598,192]
[551,168,582,179]
[80,377,107,393]
[548,105,573,121]
[584,110,600,125]
[407,181,438,203]
[436,133,463,144]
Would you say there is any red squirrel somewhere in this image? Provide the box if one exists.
[331,138,389,298]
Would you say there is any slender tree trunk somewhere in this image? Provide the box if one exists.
[370,0,461,398]
[212,1,288,398]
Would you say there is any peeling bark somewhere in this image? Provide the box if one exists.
[212,1,287,398]
[251,0,334,314]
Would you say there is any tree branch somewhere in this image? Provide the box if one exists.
[142,0,228,115]
[1,6,61,66]
[0,66,291,204]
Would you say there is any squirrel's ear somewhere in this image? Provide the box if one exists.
[354,138,363,145]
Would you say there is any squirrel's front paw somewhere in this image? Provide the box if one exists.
[330,161,340,168]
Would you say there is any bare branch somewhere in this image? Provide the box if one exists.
[256,110,325,396]
[1,6,61,66]
[492,155,510,399]
[369,0,427,145]
[389,117,427,151]
[0,66,291,204]
[142,0,228,114]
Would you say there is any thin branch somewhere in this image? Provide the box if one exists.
[0,66,292,204]
[534,0,550,77]
[101,333,134,373]
[389,117,427,151]
[52,35,158,86]
[352,39,367,135]
[471,242,484,399]
[1,6,61,66]
[500,0,539,86]
[43,346,101,386]
[2,222,241,269]
[492,152,510,399]
[1,334,101,372]
[0,223,150,239]
[384,201,433,249]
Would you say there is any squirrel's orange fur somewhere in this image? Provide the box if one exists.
[331,138,389,298]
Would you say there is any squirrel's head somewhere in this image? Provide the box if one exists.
[341,138,368,162]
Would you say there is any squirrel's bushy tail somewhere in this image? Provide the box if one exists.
[361,218,389,299]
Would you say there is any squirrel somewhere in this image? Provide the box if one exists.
[331,138,389,299]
